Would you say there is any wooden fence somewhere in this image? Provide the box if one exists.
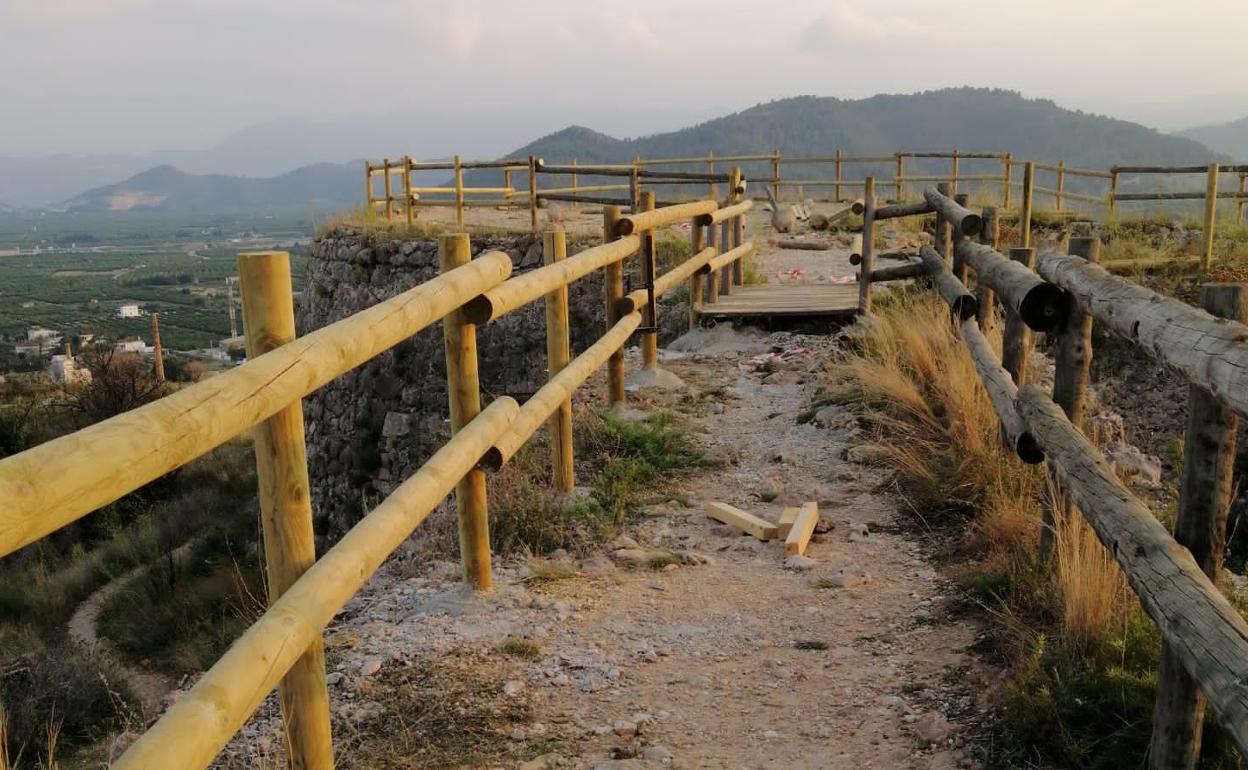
[368,149,1248,270]
[859,180,1248,769]
[0,193,753,769]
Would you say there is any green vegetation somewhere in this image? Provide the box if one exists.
[827,291,1242,768]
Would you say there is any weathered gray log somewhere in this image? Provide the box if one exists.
[919,245,976,320]
[1016,384,1248,759]
[1035,251,1248,420]
[923,185,983,237]
[976,207,999,334]
[1000,247,1037,385]
[772,238,831,251]
[873,200,935,221]
[850,250,913,267]
[865,261,924,282]
[951,193,972,283]
[1149,284,1246,770]
[955,240,1069,333]
[857,178,877,315]
[934,182,952,265]
[958,319,1044,463]
[1053,238,1098,425]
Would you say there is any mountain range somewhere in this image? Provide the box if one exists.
[4,87,1244,215]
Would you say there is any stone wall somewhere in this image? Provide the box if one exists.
[298,227,689,537]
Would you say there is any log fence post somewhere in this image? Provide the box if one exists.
[718,220,732,296]
[453,154,465,230]
[503,166,512,207]
[857,176,876,315]
[150,312,165,384]
[1237,172,1246,225]
[1055,161,1065,211]
[238,251,334,770]
[543,230,574,492]
[402,156,414,225]
[1021,162,1035,249]
[528,156,539,232]
[1109,167,1120,218]
[1002,153,1013,209]
[707,151,716,200]
[835,148,843,203]
[706,218,720,305]
[1202,162,1219,270]
[570,157,578,199]
[730,166,744,286]
[439,234,493,590]
[364,161,373,212]
[603,206,626,406]
[895,152,904,202]
[935,181,952,265]
[771,149,781,201]
[976,206,999,334]
[383,157,392,221]
[689,216,706,329]
[1000,247,1036,386]
[639,191,659,369]
[950,149,960,196]
[1148,282,1245,770]
[1042,236,1100,560]
[951,192,970,284]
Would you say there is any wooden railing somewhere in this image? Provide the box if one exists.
[858,181,1248,769]
[0,194,753,769]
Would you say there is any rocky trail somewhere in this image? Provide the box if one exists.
[206,215,996,770]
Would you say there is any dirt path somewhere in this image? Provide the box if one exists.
[67,546,192,715]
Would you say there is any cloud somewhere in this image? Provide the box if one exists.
[424,10,483,61]
[1,0,152,28]
[799,2,932,50]
[620,18,660,50]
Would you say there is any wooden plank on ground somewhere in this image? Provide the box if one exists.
[777,507,800,538]
[705,501,778,541]
[784,502,819,556]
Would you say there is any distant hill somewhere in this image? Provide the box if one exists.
[58,162,363,213]
[1176,116,1248,161]
[473,88,1218,191]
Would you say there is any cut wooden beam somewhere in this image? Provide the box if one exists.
[705,501,778,541]
[784,502,819,556]
[777,506,801,538]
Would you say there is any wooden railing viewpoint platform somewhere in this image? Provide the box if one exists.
[857,181,1248,769]
[0,195,754,769]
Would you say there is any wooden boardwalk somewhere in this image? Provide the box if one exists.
[700,282,859,317]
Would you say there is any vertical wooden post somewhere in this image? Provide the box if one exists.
[570,157,578,199]
[629,165,640,212]
[402,156,413,225]
[503,167,513,207]
[894,153,904,202]
[1108,167,1120,218]
[706,219,720,305]
[238,251,334,770]
[383,157,393,221]
[1202,162,1219,270]
[952,193,970,284]
[639,191,658,369]
[1236,172,1246,225]
[453,155,465,230]
[1149,283,1245,770]
[950,149,960,196]
[771,150,781,201]
[935,181,952,265]
[1002,153,1013,208]
[543,230,574,493]
[1055,161,1066,211]
[439,234,492,590]
[706,151,716,200]
[1000,247,1036,386]
[834,148,843,203]
[976,207,999,334]
[730,166,744,286]
[528,156,539,232]
[857,176,876,316]
[150,312,165,383]
[1021,162,1035,249]
[689,217,706,329]
[603,206,626,406]
[1043,236,1099,560]
[718,220,732,296]
[364,161,373,211]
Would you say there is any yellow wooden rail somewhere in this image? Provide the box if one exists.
[0,193,752,769]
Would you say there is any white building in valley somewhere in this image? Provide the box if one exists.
[117,302,142,319]
[49,349,91,385]
[113,337,147,354]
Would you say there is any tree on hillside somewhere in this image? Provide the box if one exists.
[65,346,167,427]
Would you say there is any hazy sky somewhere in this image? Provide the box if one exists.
[3,0,1246,157]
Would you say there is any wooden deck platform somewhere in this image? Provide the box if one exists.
[699,283,859,317]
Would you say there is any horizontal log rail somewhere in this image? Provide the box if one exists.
[923,186,983,236]
[464,235,642,324]
[955,241,1069,332]
[538,163,734,182]
[1114,191,1247,202]
[0,252,514,556]
[959,319,1044,463]
[621,243,735,314]
[617,200,719,235]
[864,260,924,282]
[114,396,522,769]
[1113,164,1248,175]
[919,245,977,320]
[701,199,753,225]
[1016,385,1248,757]
[874,200,935,221]
[1032,162,1112,179]
[1034,185,1105,204]
[1034,249,1248,417]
